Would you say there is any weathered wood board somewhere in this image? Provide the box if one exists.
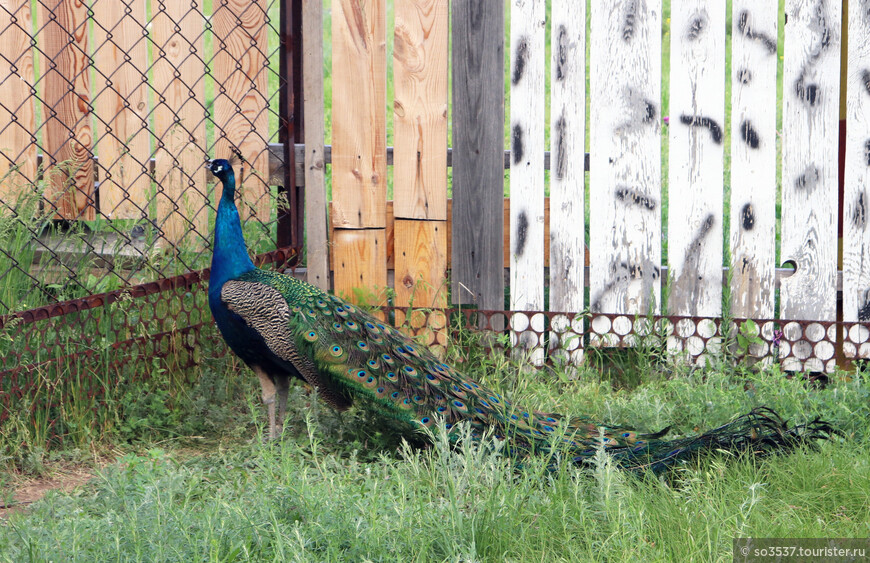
[509,0,545,363]
[729,2,779,319]
[212,0,271,223]
[450,0,505,312]
[93,0,149,220]
[843,0,870,324]
[0,0,36,203]
[40,0,95,220]
[549,0,586,364]
[152,0,207,245]
[331,0,387,230]
[303,0,329,290]
[780,0,841,321]
[589,0,662,315]
[667,0,725,317]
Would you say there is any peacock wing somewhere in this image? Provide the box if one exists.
[219,276,352,409]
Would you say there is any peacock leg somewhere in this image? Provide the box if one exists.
[253,366,278,440]
[275,376,290,436]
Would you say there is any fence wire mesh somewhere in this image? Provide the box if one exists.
[0,0,290,316]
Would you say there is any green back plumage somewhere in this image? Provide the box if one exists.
[225,270,834,473]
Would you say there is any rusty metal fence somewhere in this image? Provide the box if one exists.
[0,0,304,425]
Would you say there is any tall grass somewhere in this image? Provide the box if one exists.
[0,360,868,561]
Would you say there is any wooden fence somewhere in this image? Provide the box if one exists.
[3,1,870,372]
[0,0,276,244]
[308,0,870,369]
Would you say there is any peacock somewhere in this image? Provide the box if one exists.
[206,158,834,473]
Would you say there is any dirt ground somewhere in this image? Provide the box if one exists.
[0,467,96,519]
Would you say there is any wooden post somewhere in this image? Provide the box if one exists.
[93,0,149,220]
[331,0,387,303]
[509,0,546,364]
[589,0,662,317]
[40,0,95,221]
[152,0,207,246]
[549,0,586,365]
[729,2,779,319]
[301,0,328,289]
[843,2,870,327]
[780,0,841,323]
[393,0,448,353]
[450,0,505,317]
[0,0,36,205]
[212,0,271,224]
[667,0,726,317]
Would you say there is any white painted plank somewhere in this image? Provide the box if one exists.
[729,2,779,319]
[843,0,870,325]
[509,0,545,365]
[549,0,586,364]
[589,0,662,316]
[667,0,725,317]
[780,0,841,321]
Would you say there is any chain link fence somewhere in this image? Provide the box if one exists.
[0,0,293,318]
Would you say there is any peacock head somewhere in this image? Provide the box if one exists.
[207,159,234,182]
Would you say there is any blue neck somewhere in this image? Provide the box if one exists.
[210,172,255,292]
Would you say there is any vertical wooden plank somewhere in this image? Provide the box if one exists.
[331,0,386,229]
[730,2,779,319]
[302,0,328,290]
[93,0,149,219]
[393,219,447,349]
[667,0,725,317]
[332,0,386,303]
[549,0,586,364]
[843,0,870,322]
[509,0,545,363]
[212,0,271,223]
[450,0,504,311]
[332,228,388,305]
[589,0,662,315]
[393,0,448,221]
[393,0,448,345]
[0,0,36,201]
[781,0,841,321]
[40,0,94,220]
[152,0,207,245]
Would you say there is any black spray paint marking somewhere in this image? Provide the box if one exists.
[591,259,660,312]
[795,164,821,192]
[555,25,569,82]
[623,0,638,43]
[512,36,529,85]
[741,203,755,231]
[679,114,723,144]
[615,88,658,133]
[795,73,821,107]
[859,289,870,321]
[863,69,870,96]
[853,191,867,230]
[554,113,567,181]
[515,211,529,256]
[685,11,708,41]
[614,185,657,211]
[737,68,752,84]
[740,120,760,149]
[512,124,524,165]
[736,10,777,55]
[865,139,870,166]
